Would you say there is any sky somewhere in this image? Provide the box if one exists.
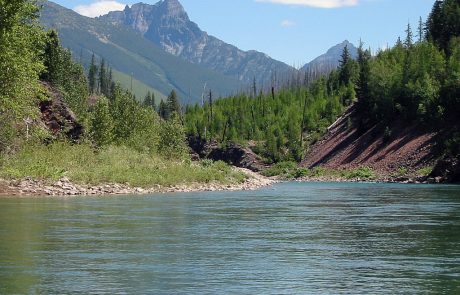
[51,0,435,66]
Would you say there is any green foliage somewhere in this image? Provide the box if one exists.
[167,90,181,118]
[0,143,246,187]
[41,30,89,122]
[341,167,376,180]
[88,54,97,94]
[143,91,156,111]
[185,80,345,163]
[0,0,45,152]
[158,117,188,160]
[427,0,460,52]
[90,96,113,146]
[261,161,298,177]
[416,166,433,177]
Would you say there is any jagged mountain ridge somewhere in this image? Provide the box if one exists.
[100,0,294,84]
[301,40,358,74]
[39,0,242,104]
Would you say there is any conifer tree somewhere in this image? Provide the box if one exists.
[405,23,413,48]
[167,90,181,118]
[42,30,62,84]
[99,58,107,95]
[88,54,97,94]
[418,16,425,42]
[158,100,169,120]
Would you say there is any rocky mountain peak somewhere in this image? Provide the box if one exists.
[100,0,293,83]
[159,0,187,18]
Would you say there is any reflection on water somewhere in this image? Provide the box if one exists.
[0,182,459,294]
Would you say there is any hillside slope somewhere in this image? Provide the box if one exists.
[39,0,242,103]
[302,106,439,174]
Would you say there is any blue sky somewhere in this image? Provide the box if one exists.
[51,0,435,66]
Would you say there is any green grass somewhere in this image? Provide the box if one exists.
[0,143,246,187]
[262,162,376,181]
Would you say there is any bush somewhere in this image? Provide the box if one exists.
[342,167,376,180]
[262,161,298,177]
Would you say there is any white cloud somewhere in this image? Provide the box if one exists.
[74,0,127,18]
[255,0,359,8]
[281,20,295,27]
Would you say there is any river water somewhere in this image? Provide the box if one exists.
[0,182,459,294]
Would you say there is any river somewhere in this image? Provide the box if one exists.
[1,182,459,294]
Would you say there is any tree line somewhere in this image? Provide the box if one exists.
[185,0,460,162]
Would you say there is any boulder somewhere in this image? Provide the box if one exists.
[187,136,266,172]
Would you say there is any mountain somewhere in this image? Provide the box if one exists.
[301,40,358,74]
[38,0,242,104]
[100,0,294,84]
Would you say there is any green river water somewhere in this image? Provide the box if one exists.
[0,182,459,294]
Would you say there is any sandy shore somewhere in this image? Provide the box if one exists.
[0,168,276,197]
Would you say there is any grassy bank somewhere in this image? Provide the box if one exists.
[261,161,433,181]
[0,143,246,187]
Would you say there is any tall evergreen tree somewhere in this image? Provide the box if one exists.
[418,16,425,42]
[99,58,107,95]
[41,30,61,84]
[405,23,414,48]
[167,90,181,118]
[88,54,97,94]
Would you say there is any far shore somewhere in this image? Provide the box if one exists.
[0,168,276,198]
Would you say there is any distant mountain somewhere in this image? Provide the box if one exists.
[100,0,294,84]
[301,40,358,74]
[38,0,242,104]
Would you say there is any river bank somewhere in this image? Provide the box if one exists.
[0,168,276,197]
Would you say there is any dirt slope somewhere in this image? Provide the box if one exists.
[302,106,439,174]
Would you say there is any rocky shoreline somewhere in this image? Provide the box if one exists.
[0,168,276,197]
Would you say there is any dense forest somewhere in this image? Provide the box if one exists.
[185,0,460,163]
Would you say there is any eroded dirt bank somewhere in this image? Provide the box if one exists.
[302,106,440,178]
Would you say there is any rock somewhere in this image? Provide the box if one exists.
[430,156,460,184]
[39,82,84,141]
[187,136,267,172]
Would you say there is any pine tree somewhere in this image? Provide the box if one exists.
[427,0,444,43]
[143,91,156,110]
[158,100,169,120]
[143,91,152,107]
[356,41,371,120]
[167,90,181,118]
[338,45,355,86]
[99,58,107,95]
[404,23,413,48]
[88,54,97,94]
[418,16,425,42]
[42,30,62,84]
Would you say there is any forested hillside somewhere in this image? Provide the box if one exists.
[38,0,242,104]
[0,0,246,189]
[185,0,460,174]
